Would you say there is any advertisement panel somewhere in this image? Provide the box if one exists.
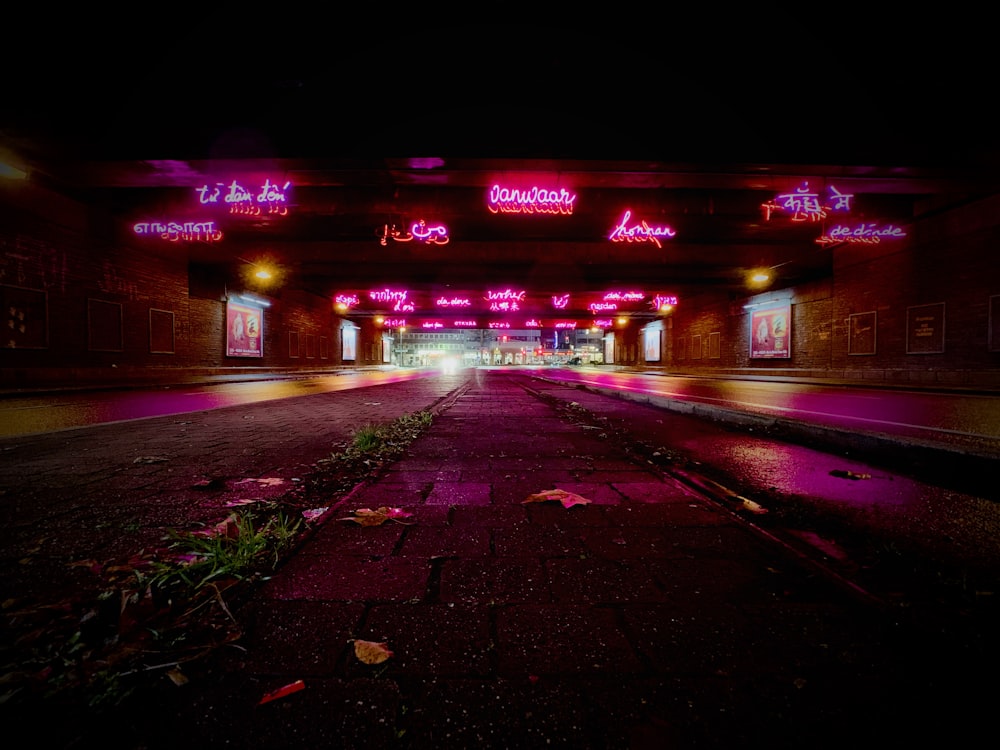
[749,303,791,359]
[226,300,263,358]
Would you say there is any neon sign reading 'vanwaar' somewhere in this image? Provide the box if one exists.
[608,210,676,248]
[487,184,577,215]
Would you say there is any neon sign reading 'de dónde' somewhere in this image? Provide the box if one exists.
[487,185,577,215]
[815,223,907,245]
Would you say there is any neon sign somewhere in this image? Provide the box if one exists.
[380,220,450,245]
[593,319,613,328]
[761,182,853,222]
[815,223,907,245]
[488,321,511,328]
[525,319,541,328]
[382,318,406,328]
[486,288,525,313]
[453,320,478,327]
[608,210,676,248]
[487,184,577,215]
[195,179,291,215]
[652,294,678,310]
[334,294,359,309]
[133,221,223,242]
[369,288,415,312]
[554,321,577,329]
[421,321,444,329]
[552,294,570,309]
[436,296,472,308]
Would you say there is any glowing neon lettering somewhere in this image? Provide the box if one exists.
[195,179,292,215]
[410,220,450,244]
[421,321,444,329]
[486,289,526,302]
[335,294,360,308]
[436,296,472,308]
[590,302,618,312]
[652,294,678,310]
[133,220,223,243]
[593,319,613,328]
[608,210,676,248]
[554,321,577,329]
[454,320,478,327]
[815,223,907,245]
[525,319,541,328]
[487,184,577,215]
[762,182,853,221]
[552,294,570,309]
[603,291,644,302]
[488,321,511,328]
[383,318,406,327]
[369,288,414,312]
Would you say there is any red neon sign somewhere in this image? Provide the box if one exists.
[487,184,577,215]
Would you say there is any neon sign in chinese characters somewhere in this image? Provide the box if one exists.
[608,210,676,248]
[761,182,853,222]
[195,179,291,215]
[487,184,577,215]
[133,221,223,243]
[485,288,526,313]
[380,220,450,245]
[815,223,907,245]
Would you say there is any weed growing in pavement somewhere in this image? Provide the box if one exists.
[0,410,436,720]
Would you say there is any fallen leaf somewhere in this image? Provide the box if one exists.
[166,667,188,686]
[337,507,415,526]
[829,469,872,480]
[354,639,393,664]
[302,507,329,522]
[259,679,306,705]
[740,498,768,514]
[522,488,593,508]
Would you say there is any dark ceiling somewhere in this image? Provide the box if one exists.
[3,13,998,321]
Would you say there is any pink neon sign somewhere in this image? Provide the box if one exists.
[608,210,676,248]
[133,221,223,243]
[487,184,577,215]
[382,318,406,328]
[436,296,472,308]
[815,223,907,245]
[761,182,853,222]
[369,288,414,312]
[195,179,291,215]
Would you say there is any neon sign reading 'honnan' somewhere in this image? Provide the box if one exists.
[815,223,907,245]
[133,221,223,243]
[487,184,577,215]
[608,210,676,248]
[196,179,291,215]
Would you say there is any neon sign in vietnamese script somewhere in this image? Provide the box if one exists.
[195,179,291,215]
[608,210,676,248]
[487,184,577,215]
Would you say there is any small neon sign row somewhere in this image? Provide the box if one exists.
[133,221,223,243]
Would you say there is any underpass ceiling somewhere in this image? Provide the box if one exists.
[3,15,998,321]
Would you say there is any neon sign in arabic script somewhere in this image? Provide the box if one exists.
[487,185,577,215]
[380,220,450,245]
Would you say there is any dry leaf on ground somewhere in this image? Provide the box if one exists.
[258,679,306,705]
[522,488,593,508]
[354,639,393,664]
[337,507,415,526]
